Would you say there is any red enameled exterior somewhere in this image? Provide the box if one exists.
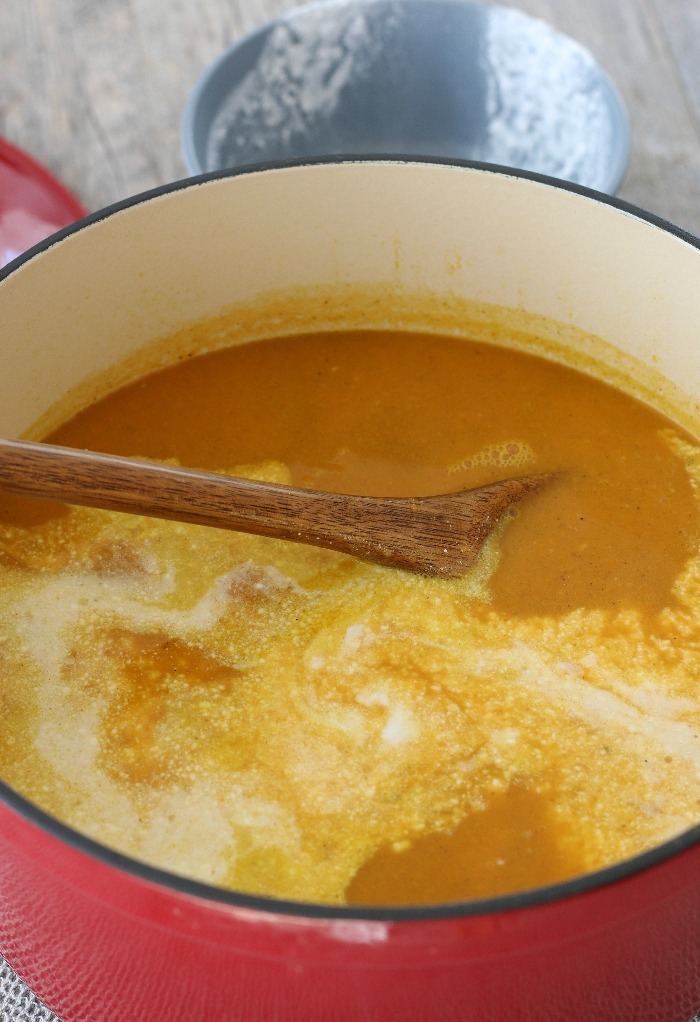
[1,796,699,1021]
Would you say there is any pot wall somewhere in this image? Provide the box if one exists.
[1,160,700,1021]
[2,162,700,435]
[1,798,700,1022]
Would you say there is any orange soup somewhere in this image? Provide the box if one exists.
[1,325,699,906]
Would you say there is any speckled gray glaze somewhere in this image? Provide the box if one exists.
[181,0,631,193]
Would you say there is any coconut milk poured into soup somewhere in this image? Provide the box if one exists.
[1,307,699,907]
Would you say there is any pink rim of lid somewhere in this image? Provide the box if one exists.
[0,135,87,268]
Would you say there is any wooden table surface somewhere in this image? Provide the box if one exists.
[1,0,700,1019]
[1,0,700,234]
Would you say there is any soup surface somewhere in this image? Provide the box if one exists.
[1,327,700,905]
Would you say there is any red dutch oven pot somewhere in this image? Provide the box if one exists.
[0,159,699,1021]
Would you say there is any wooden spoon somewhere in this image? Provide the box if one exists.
[0,438,551,579]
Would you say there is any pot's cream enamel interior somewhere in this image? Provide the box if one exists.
[1,162,700,440]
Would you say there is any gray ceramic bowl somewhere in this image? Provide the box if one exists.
[181,0,631,194]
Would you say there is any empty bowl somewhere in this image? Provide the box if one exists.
[181,0,631,193]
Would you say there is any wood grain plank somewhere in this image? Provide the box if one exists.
[1,0,699,227]
[650,0,700,130]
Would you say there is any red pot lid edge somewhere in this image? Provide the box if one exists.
[0,135,87,268]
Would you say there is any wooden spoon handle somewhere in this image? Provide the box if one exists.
[0,437,383,547]
[0,439,548,577]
